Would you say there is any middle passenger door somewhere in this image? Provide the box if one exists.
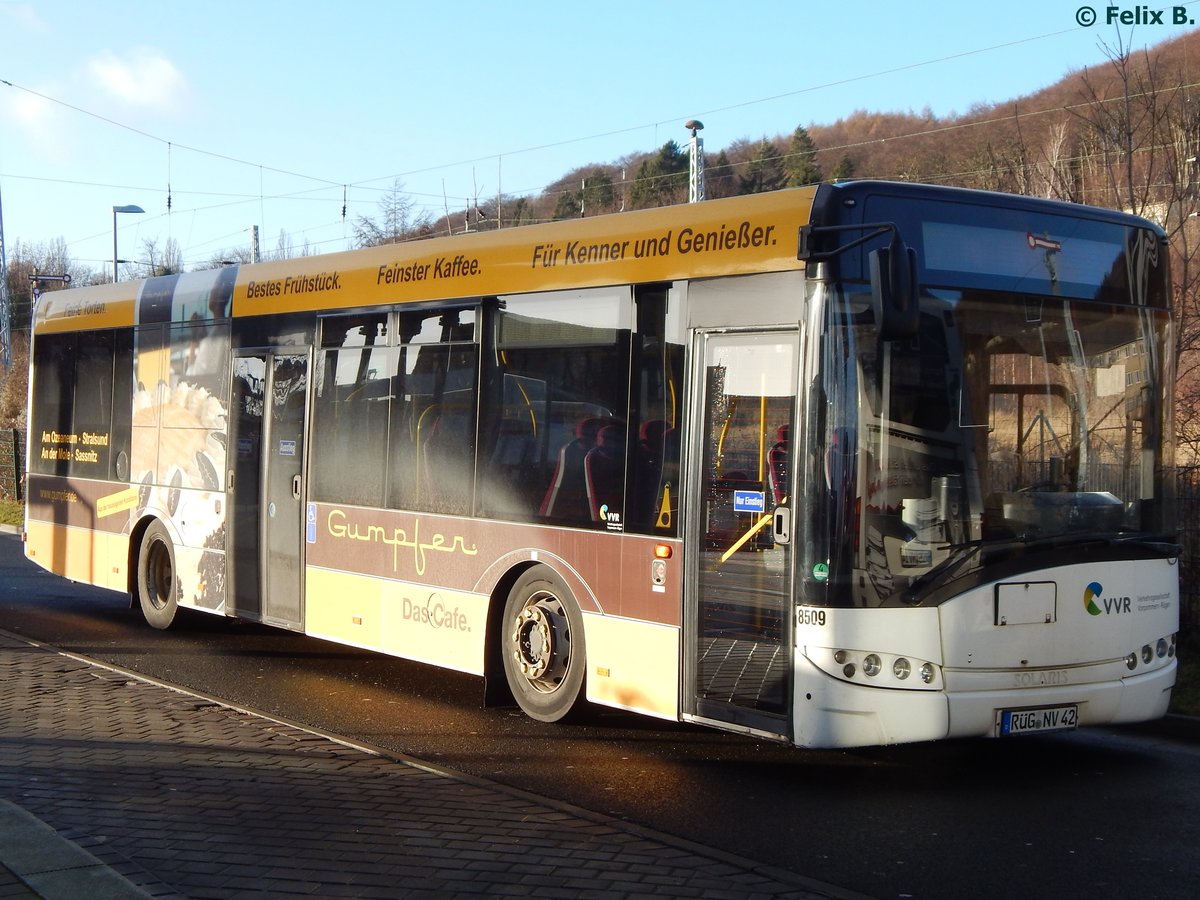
[685,328,799,739]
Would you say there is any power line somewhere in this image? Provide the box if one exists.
[0,78,343,189]
[4,17,1198,259]
[0,20,1127,205]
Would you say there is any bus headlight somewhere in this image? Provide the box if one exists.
[1124,634,1176,673]
[809,648,941,689]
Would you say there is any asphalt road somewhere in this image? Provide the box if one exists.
[2,532,1198,899]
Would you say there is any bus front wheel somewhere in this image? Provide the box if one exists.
[501,565,587,723]
[137,520,179,630]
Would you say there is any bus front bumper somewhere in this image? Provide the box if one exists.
[791,655,1176,748]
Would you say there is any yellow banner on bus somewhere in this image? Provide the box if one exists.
[234,187,818,317]
[34,282,137,333]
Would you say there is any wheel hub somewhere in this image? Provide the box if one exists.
[513,606,553,679]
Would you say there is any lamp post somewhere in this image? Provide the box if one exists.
[112,204,144,282]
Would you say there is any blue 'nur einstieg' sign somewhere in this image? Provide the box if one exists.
[733,490,765,513]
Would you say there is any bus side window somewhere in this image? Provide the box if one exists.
[481,288,633,529]
[30,333,77,478]
[311,315,391,508]
[396,322,477,516]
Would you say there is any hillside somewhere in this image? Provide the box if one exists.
[431,29,1200,231]
[429,27,1200,460]
[811,29,1200,197]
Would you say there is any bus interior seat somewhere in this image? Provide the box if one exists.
[635,419,669,524]
[769,424,789,503]
[420,403,474,513]
[585,423,627,522]
[485,415,540,515]
[638,419,667,480]
[540,417,604,521]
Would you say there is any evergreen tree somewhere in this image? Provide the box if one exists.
[503,196,537,227]
[707,150,737,198]
[552,189,581,220]
[579,172,617,215]
[785,125,823,186]
[832,154,857,181]
[740,139,786,194]
[630,140,688,208]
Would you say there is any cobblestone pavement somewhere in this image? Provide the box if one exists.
[0,629,852,899]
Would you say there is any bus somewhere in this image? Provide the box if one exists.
[24,180,1179,748]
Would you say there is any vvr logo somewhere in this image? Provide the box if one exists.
[1084,581,1132,616]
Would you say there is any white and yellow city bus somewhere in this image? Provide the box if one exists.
[25,181,1179,747]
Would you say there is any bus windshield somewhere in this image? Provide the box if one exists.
[806,284,1174,608]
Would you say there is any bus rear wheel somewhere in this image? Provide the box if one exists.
[137,520,179,630]
[501,565,587,723]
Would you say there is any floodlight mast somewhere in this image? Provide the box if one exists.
[686,120,705,203]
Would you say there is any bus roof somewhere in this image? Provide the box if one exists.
[818,179,1167,234]
[35,186,819,333]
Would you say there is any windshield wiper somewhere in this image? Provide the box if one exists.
[1104,532,1181,554]
[901,542,982,604]
[985,529,1180,555]
[900,531,1179,605]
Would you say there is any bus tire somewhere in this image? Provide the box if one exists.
[136,520,179,630]
[501,565,587,723]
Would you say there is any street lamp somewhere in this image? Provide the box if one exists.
[112,204,144,282]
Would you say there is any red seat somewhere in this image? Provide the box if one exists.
[585,424,627,522]
[540,418,604,520]
[768,424,789,504]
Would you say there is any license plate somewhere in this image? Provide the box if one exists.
[998,704,1078,736]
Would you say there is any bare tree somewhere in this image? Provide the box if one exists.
[1035,120,1079,201]
[0,339,28,428]
[1071,35,1200,461]
[140,236,184,276]
[353,179,432,247]
[3,238,88,332]
[1072,35,1176,215]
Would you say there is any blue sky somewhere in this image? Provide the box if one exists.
[1,0,1198,274]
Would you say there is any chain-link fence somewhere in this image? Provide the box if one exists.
[0,428,20,502]
[1176,467,1200,633]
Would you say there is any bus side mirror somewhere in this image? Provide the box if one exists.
[870,236,919,341]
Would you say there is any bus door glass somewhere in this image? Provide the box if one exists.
[688,330,798,735]
[228,350,310,628]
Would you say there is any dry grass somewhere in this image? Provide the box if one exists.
[1170,633,1200,717]
[0,498,20,527]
